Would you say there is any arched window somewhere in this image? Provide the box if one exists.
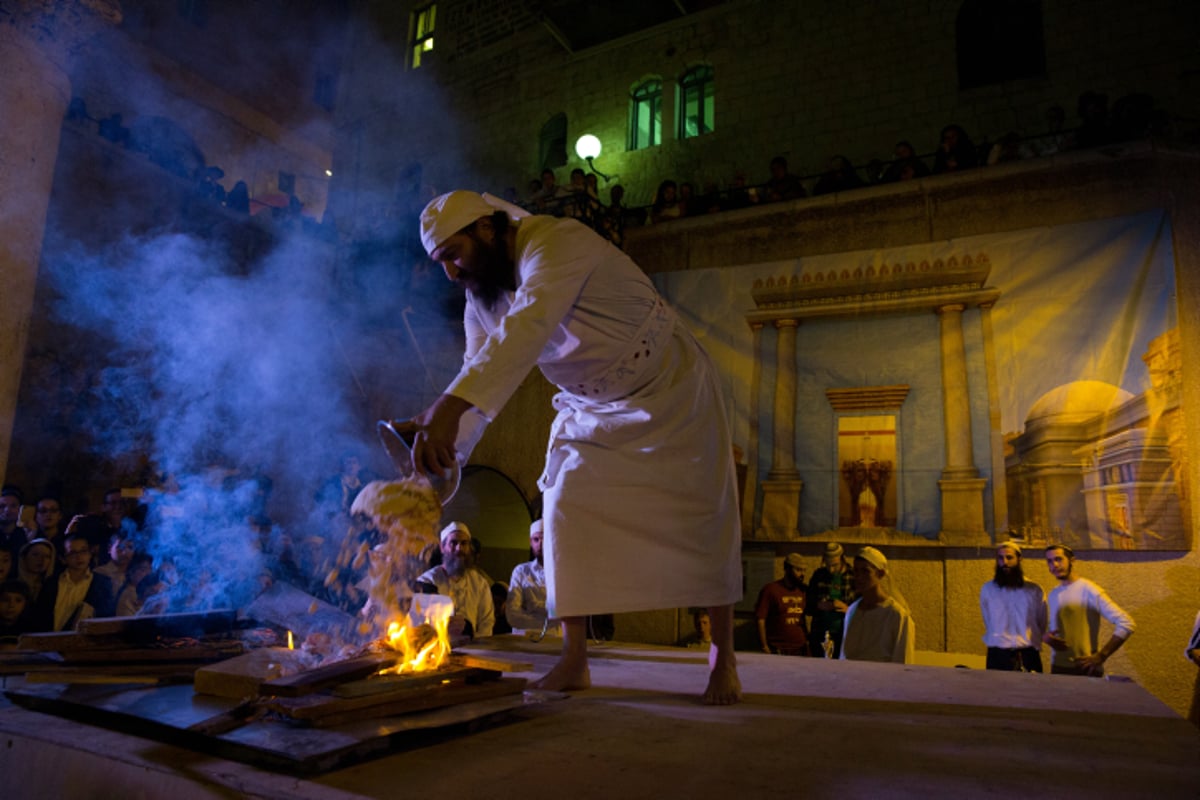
[677,65,714,139]
[628,79,662,151]
[956,0,1045,90]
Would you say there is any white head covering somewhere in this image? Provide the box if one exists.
[996,540,1023,557]
[856,546,887,572]
[419,190,530,256]
[440,520,471,544]
[530,519,544,536]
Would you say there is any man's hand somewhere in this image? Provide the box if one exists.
[411,394,474,476]
[1043,631,1068,651]
[1074,652,1106,675]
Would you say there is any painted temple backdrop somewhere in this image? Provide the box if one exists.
[654,210,1186,551]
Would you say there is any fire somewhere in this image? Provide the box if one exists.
[379,597,453,674]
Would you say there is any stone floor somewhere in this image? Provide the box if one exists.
[1,636,1198,799]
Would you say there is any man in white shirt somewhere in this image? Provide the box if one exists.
[979,540,1047,672]
[840,546,915,664]
[507,519,550,635]
[416,521,494,638]
[1043,544,1135,676]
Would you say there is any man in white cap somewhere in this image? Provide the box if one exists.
[416,521,494,638]
[507,519,550,635]
[754,552,808,655]
[840,546,914,663]
[979,540,1046,672]
[805,542,855,657]
[407,191,743,704]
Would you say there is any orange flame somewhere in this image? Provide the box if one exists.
[379,599,453,674]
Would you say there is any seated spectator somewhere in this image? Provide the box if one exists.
[94,532,137,601]
[764,156,807,202]
[677,608,713,648]
[678,181,696,216]
[115,552,155,617]
[1070,90,1112,150]
[0,579,33,644]
[723,172,759,210]
[32,532,116,631]
[693,182,723,215]
[812,155,866,196]
[0,548,12,582]
[491,581,513,634]
[986,131,1025,165]
[17,539,56,620]
[507,519,550,635]
[416,522,494,638]
[933,124,979,173]
[882,141,931,182]
[650,179,683,224]
[530,168,568,212]
[194,165,227,204]
[523,178,544,209]
[563,167,602,223]
[64,513,112,569]
[840,546,914,663]
[1027,105,1069,157]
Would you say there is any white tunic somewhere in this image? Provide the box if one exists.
[979,580,1047,649]
[446,216,742,618]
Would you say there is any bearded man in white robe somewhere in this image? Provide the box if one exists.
[407,191,743,704]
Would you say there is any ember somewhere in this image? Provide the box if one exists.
[379,594,453,674]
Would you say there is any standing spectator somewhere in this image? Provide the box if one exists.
[0,486,29,556]
[225,180,250,213]
[812,155,865,196]
[764,156,807,202]
[755,553,809,656]
[678,609,713,648]
[0,580,33,643]
[30,494,66,556]
[32,532,116,632]
[1186,609,1200,727]
[530,168,567,212]
[806,542,856,658]
[1043,544,1135,676]
[17,539,56,621]
[840,546,914,664]
[650,179,682,224]
[507,519,549,634]
[979,540,1046,672]
[317,453,371,514]
[933,124,979,173]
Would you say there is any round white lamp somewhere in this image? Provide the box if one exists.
[575,134,602,160]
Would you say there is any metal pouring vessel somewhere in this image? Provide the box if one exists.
[376,419,462,505]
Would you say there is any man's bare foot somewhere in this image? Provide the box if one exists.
[703,647,742,705]
[530,656,591,692]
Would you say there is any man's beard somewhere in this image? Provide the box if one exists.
[444,552,469,577]
[994,563,1025,588]
[466,232,516,311]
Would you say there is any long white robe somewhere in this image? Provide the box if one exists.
[446,215,742,618]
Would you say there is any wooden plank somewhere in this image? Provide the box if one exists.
[331,666,493,698]
[23,671,188,685]
[452,654,535,673]
[270,677,527,728]
[257,654,398,698]
[76,609,238,639]
[17,632,99,652]
[194,648,316,699]
[56,642,244,663]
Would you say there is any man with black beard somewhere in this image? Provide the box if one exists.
[416,521,494,638]
[979,540,1047,672]
[409,192,743,704]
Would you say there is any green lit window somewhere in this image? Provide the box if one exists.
[677,65,714,139]
[628,79,662,151]
[411,4,436,69]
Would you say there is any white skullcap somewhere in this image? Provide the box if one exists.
[530,519,544,535]
[856,546,888,572]
[419,191,530,257]
[997,540,1023,556]
[440,520,471,544]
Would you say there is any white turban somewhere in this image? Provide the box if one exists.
[440,520,471,544]
[419,190,530,256]
[856,546,888,572]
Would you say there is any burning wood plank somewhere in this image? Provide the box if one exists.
[257,653,399,697]
[194,647,318,699]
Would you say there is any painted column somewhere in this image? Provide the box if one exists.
[935,303,986,542]
[0,0,121,482]
[740,322,763,535]
[979,300,1009,538]
[758,318,802,540]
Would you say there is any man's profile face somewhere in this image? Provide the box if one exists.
[431,219,513,309]
[852,558,881,594]
[1045,548,1073,580]
[529,528,543,561]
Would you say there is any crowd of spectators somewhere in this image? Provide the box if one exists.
[506,90,1172,249]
